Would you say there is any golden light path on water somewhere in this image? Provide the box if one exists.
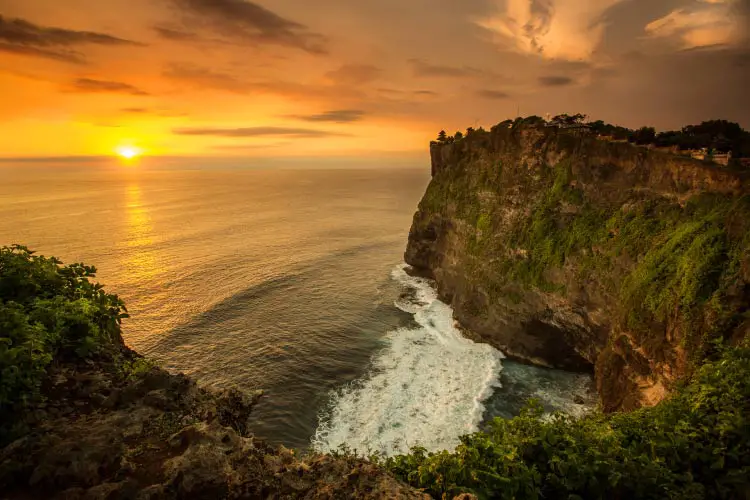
[121,181,163,330]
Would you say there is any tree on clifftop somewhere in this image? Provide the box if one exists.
[437,130,447,142]
[552,113,587,126]
[632,126,656,145]
[454,131,463,140]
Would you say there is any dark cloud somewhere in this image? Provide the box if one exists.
[169,0,327,53]
[0,42,84,64]
[173,126,351,138]
[163,63,251,93]
[153,25,232,46]
[324,64,381,85]
[476,89,510,99]
[68,78,149,95]
[538,75,574,87]
[153,26,202,42]
[287,109,365,123]
[0,15,141,64]
[409,58,481,78]
[0,15,141,47]
[413,90,437,96]
[122,107,149,113]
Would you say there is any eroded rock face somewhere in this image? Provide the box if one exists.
[407,124,750,412]
[0,347,427,499]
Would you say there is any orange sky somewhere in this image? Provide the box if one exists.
[0,0,748,157]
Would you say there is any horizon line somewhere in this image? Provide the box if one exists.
[0,152,428,163]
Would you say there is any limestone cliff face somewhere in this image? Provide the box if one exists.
[407,123,750,412]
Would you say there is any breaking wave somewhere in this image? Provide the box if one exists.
[312,264,504,457]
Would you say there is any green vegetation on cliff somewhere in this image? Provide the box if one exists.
[419,125,749,366]
[617,195,750,357]
[0,245,128,426]
[383,341,750,499]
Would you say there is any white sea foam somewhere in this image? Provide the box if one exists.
[312,264,504,457]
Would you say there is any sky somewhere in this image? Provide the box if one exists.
[0,0,748,157]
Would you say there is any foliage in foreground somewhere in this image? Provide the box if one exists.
[382,342,750,499]
[0,245,128,419]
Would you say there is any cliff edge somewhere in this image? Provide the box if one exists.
[406,122,750,412]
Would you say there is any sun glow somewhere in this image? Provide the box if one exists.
[116,145,142,159]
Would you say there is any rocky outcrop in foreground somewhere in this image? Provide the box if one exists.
[406,122,750,412]
[0,345,428,499]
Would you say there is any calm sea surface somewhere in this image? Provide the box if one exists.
[0,160,593,454]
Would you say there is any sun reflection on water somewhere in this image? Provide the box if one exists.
[124,183,160,283]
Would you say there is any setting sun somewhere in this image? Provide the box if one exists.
[116,146,142,159]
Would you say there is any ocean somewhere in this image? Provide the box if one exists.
[0,159,594,455]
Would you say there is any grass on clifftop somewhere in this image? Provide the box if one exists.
[382,340,750,499]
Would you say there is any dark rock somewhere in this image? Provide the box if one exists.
[143,389,178,411]
[215,388,263,437]
[0,348,425,499]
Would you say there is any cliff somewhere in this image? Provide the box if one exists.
[406,122,750,412]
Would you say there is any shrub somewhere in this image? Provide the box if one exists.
[0,245,128,416]
[382,341,750,499]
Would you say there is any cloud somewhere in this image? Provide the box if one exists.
[477,0,625,60]
[153,25,233,45]
[121,107,187,117]
[169,0,327,53]
[163,63,251,93]
[172,126,351,138]
[408,59,481,77]
[0,15,141,64]
[67,78,149,95]
[0,42,84,64]
[324,64,381,85]
[153,26,202,42]
[538,75,574,86]
[378,88,438,98]
[645,1,745,50]
[287,109,365,123]
[212,141,292,150]
[477,89,511,99]
[0,156,110,163]
[162,63,361,101]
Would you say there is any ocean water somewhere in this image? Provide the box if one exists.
[0,159,594,454]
